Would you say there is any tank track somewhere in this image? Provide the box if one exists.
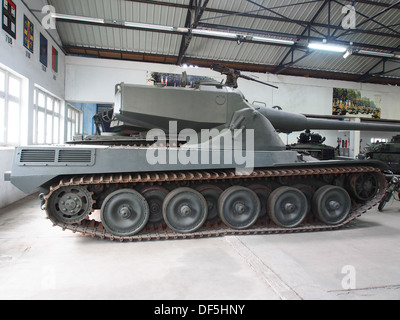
[42,164,386,242]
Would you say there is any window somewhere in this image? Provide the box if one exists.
[371,138,388,144]
[33,87,62,145]
[66,103,83,142]
[0,67,22,145]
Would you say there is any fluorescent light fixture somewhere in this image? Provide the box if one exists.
[51,13,104,24]
[358,50,395,58]
[124,21,175,32]
[192,29,294,45]
[343,49,353,59]
[308,42,347,53]
[191,29,238,39]
[252,36,295,45]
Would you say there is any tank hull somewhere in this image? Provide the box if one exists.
[7,145,301,194]
[5,143,388,242]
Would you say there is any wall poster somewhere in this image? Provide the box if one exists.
[332,88,381,119]
[40,33,48,67]
[52,46,58,73]
[23,15,34,53]
[2,0,16,39]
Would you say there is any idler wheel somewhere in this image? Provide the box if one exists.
[267,187,307,228]
[162,188,208,234]
[196,185,223,223]
[312,185,351,225]
[47,186,93,224]
[349,173,379,202]
[140,187,169,226]
[100,189,149,237]
[218,186,261,230]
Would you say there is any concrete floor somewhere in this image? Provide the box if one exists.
[0,193,400,300]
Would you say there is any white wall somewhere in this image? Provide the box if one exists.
[66,56,400,157]
[65,57,225,103]
[0,148,26,208]
[0,0,65,208]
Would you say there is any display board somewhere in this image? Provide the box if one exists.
[40,33,48,67]
[23,14,34,53]
[332,88,381,119]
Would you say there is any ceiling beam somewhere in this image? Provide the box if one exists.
[332,0,400,39]
[341,0,400,9]
[64,45,400,86]
[359,43,400,82]
[246,0,327,38]
[274,0,330,74]
[177,0,209,65]
[195,22,400,54]
[123,0,400,38]
[122,0,400,11]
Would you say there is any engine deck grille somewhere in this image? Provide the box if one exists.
[58,150,93,163]
[20,150,56,163]
[19,149,94,166]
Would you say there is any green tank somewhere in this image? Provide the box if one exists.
[363,135,400,173]
[288,130,337,161]
[4,65,400,242]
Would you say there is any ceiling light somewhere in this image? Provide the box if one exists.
[357,50,395,58]
[343,49,353,59]
[192,29,294,45]
[51,13,105,24]
[308,42,347,53]
[124,21,175,32]
[191,29,238,39]
[252,36,295,45]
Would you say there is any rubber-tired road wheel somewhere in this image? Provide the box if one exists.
[101,189,149,237]
[312,185,351,225]
[218,186,261,230]
[267,186,308,228]
[162,188,208,234]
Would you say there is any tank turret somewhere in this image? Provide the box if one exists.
[109,77,400,153]
[288,130,337,161]
[362,135,400,173]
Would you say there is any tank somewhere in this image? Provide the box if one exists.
[4,65,400,242]
[362,135,400,174]
[288,130,337,161]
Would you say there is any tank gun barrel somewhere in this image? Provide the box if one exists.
[259,107,400,133]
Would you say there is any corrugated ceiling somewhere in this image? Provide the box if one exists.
[29,0,400,85]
